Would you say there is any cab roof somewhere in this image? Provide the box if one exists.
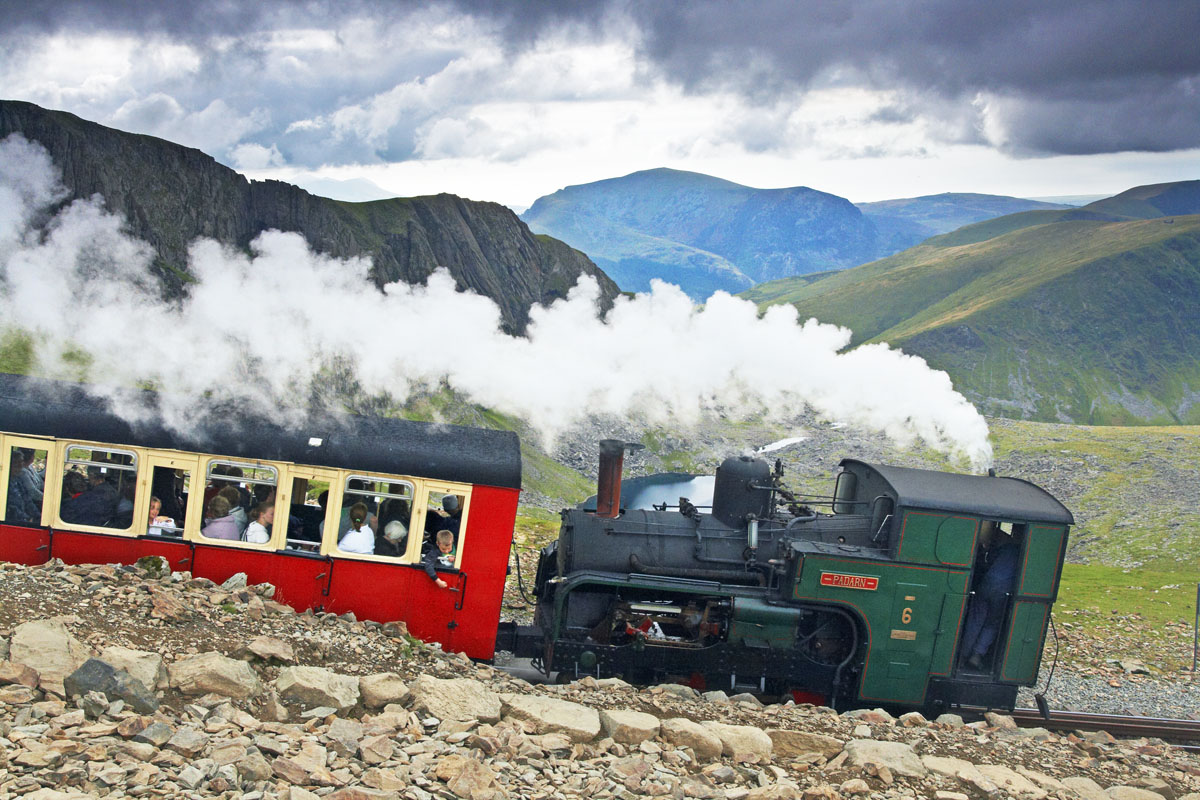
[0,373,522,490]
[842,459,1074,525]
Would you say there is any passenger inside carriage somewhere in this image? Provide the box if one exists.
[147,495,177,536]
[61,467,120,527]
[201,496,240,540]
[61,470,88,502]
[244,501,274,544]
[422,528,457,589]
[5,449,38,524]
[218,485,249,536]
[337,502,375,554]
[375,519,408,557]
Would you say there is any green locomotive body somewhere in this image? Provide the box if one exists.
[506,441,1072,711]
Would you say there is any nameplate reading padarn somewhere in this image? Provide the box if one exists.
[819,572,879,591]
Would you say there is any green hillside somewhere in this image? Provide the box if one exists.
[746,214,1200,425]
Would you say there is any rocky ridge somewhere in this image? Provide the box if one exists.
[1,558,1198,800]
[0,99,619,333]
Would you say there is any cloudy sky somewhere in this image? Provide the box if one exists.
[3,0,1198,208]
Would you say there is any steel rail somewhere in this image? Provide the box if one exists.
[1011,707,1200,746]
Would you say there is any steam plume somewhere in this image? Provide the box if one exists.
[0,134,992,468]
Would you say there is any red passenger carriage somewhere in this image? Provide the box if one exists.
[0,373,521,659]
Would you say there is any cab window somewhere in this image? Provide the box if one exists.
[60,445,137,530]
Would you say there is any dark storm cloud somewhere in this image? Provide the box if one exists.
[620,0,1200,154]
[6,0,1199,157]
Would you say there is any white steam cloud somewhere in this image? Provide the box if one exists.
[0,134,993,468]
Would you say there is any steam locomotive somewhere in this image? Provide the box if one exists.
[500,440,1073,711]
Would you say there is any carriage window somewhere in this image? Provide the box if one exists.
[285,476,330,552]
[147,465,190,537]
[60,445,138,530]
[200,460,277,542]
[419,488,465,566]
[334,477,414,558]
[5,445,48,526]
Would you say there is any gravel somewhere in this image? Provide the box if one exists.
[1019,666,1200,720]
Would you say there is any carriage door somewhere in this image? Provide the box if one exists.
[136,453,200,571]
[1000,524,1066,683]
[408,484,470,651]
[269,465,337,613]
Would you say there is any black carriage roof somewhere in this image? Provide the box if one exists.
[0,373,522,490]
[842,459,1074,526]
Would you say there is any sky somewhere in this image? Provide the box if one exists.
[2,1,1198,208]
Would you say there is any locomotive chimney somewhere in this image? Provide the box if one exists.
[595,439,627,519]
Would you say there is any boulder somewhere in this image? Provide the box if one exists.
[745,786,802,800]
[0,660,39,688]
[408,675,500,723]
[1107,788,1166,800]
[64,658,159,714]
[983,711,1017,730]
[99,645,167,690]
[238,636,296,664]
[359,672,409,708]
[767,729,844,759]
[1062,778,1111,800]
[844,740,926,778]
[168,651,262,699]
[974,765,1047,798]
[9,618,91,695]
[701,721,773,762]
[325,717,364,758]
[599,709,661,744]
[276,666,360,712]
[922,755,979,780]
[842,707,895,725]
[660,717,723,760]
[500,693,601,742]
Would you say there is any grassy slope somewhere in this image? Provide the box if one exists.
[745,216,1200,424]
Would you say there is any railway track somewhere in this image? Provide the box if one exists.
[1011,707,1200,748]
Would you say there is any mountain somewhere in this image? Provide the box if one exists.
[857,193,1071,254]
[0,100,618,332]
[520,168,1069,298]
[521,168,879,298]
[744,182,1200,425]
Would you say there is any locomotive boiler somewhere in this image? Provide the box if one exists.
[500,439,1073,712]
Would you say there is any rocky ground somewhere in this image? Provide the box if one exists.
[1,558,1199,800]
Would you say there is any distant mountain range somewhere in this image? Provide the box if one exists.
[744,181,1200,425]
[521,168,1070,297]
[0,100,618,332]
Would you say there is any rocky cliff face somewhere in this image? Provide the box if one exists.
[0,100,617,332]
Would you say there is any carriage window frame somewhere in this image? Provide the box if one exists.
[329,474,417,561]
[205,459,279,487]
[415,485,471,571]
[57,443,140,533]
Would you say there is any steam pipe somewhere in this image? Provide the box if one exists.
[629,554,765,586]
[786,512,819,530]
